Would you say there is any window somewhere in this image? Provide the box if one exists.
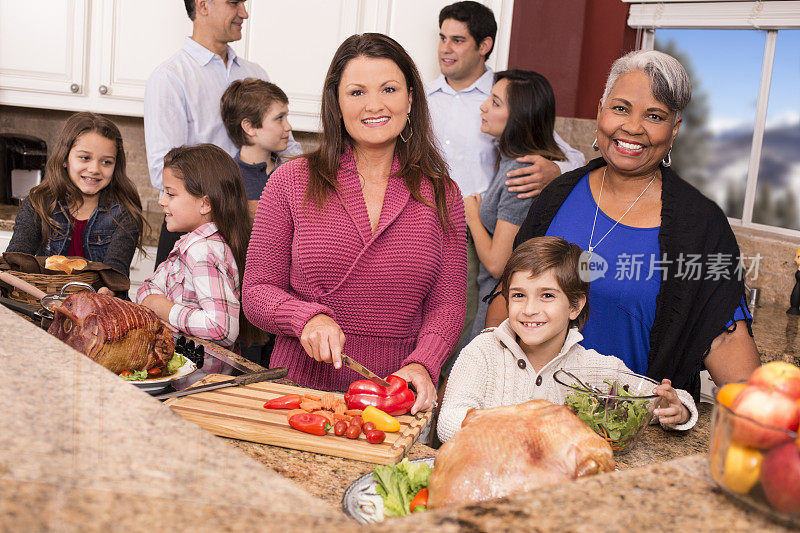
[626,1,800,236]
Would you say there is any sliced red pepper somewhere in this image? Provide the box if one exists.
[288,413,331,436]
[410,488,428,512]
[264,394,302,410]
[344,375,415,416]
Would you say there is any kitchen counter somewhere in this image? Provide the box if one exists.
[1,305,794,532]
[380,454,792,532]
[751,303,800,365]
[0,304,354,532]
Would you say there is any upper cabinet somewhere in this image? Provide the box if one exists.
[0,0,513,132]
[0,0,89,101]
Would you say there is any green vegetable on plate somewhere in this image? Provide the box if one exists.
[119,353,186,381]
[372,458,431,518]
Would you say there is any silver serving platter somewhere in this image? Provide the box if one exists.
[341,457,435,524]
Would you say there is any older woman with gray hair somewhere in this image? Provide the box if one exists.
[485,50,760,401]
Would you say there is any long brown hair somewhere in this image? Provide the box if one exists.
[27,112,146,250]
[501,236,589,330]
[494,70,565,164]
[162,144,260,345]
[306,33,455,229]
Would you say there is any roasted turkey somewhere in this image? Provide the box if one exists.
[48,292,174,374]
[428,399,615,508]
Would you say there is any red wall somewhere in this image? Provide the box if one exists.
[508,0,637,119]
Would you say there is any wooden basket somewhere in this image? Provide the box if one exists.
[0,270,100,306]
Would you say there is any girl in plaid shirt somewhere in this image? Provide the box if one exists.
[137,144,256,348]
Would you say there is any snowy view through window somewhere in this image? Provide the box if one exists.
[656,29,800,231]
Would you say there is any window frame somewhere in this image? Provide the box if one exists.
[625,1,800,238]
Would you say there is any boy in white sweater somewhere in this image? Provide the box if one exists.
[437,236,698,443]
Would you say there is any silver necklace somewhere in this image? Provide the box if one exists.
[588,168,657,254]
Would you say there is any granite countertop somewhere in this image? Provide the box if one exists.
[751,303,800,365]
[379,455,792,532]
[1,305,794,532]
[0,305,354,532]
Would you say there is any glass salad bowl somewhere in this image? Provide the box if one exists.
[553,367,660,454]
[709,399,800,527]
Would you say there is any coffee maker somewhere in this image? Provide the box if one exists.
[0,134,47,205]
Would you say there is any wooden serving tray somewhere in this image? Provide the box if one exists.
[164,374,432,465]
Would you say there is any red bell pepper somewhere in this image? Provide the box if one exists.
[288,413,331,436]
[344,375,415,416]
[264,394,302,410]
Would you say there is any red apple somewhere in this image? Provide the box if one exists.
[749,361,800,400]
[731,386,800,449]
[760,440,800,514]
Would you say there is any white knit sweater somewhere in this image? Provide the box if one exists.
[437,320,698,443]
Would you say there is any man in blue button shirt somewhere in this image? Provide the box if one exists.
[144,0,302,268]
[427,2,586,373]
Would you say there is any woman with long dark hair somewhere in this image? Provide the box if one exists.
[243,33,467,413]
[463,69,565,343]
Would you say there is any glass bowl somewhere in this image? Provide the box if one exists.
[709,399,800,527]
[553,367,660,454]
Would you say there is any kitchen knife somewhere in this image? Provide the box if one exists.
[152,367,288,400]
[340,354,390,387]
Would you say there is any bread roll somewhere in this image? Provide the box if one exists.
[45,255,88,275]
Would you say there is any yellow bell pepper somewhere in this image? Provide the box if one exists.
[722,443,763,495]
[362,405,401,432]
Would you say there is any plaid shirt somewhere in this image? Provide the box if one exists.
[137,222,240,347]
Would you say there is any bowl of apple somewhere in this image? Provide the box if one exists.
[709,361,800,527]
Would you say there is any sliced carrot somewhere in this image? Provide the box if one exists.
[320,392,335,411]
[312,410,334,424]
[333,401,347,415]
[300,400,323,412]
[286,409,307,420]
[345,409,363,416]
[333,413,352,422]
[303,393,321,401]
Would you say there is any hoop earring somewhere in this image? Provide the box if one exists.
[399,114,413,143]
[592,137,599,151]
[662,148,672,167]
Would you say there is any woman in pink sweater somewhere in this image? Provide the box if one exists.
[242,34,467,414]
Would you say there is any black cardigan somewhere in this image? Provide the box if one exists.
[514,157,749,401]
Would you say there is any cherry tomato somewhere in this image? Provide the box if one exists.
[346,424,361,439]
[120,371,132,377]
[362,422,376,432]
[364,429,386,444]
[147,367,161,376]
[349,416,363,428]
[334,420,348,437]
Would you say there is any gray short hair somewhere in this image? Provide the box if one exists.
[602,50,691,116]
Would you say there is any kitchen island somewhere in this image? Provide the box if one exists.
[0,305,793,532]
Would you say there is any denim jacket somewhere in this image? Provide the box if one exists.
[7,196,140,277]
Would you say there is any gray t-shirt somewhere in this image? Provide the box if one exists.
[468,155,532,341]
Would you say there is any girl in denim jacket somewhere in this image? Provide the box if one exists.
[8,112,146,286]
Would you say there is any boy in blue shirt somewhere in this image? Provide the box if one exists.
[221,78,293,217]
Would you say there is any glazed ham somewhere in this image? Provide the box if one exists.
[428,400,615,508]
[47,292,174,374]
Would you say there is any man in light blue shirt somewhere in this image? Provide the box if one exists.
[144,0,301,266]
[426,2,585,198]
[428,3,586,387]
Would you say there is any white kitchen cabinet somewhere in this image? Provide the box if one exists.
[127,245,157,301]
[0,0,513,131]
[0,230,11,254]
[0,0,89,101]
[0,0,193,116]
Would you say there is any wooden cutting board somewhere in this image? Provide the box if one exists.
[164,374,432,465]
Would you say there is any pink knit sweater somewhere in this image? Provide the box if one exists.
[242,148,467,391]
